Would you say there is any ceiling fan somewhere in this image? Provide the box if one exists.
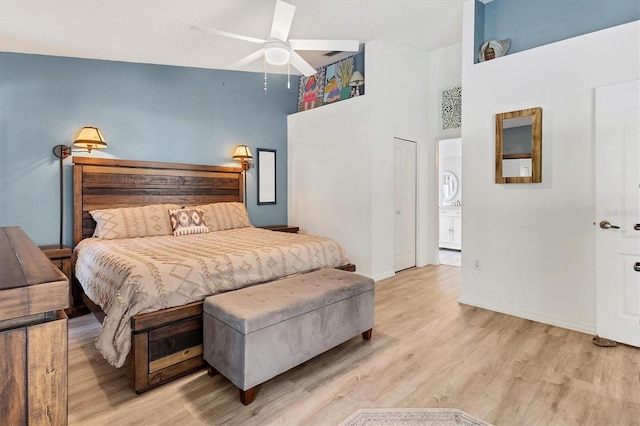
[191,0,359,77]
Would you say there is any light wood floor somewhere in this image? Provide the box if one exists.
[68,265,640,426]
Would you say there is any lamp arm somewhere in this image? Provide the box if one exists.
[58,152,64,246]
[52,144,70,247]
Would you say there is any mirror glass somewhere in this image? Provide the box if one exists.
[442,171,458,201]
[257,149,276,204]
[495,107,542,184]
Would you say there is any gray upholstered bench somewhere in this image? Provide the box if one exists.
[203,268,375,405]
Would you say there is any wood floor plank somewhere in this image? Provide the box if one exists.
[67,265,640,425]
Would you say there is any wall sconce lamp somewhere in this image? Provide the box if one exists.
[232,144,253,204]
[232,144,254,170]
[349,71,364,97]
[52,126,107,246]
[70,126,108,153]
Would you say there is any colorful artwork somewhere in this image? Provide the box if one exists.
[302,76,318,109]
[323,64,341,104]
[296,51,363,111]
[336,57,354,100]
[297,67,325,112]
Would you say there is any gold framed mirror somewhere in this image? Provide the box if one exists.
[495,107,542,184]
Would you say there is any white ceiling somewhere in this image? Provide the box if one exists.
[0,0,464,75]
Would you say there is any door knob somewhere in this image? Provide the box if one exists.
[635,224,640,231]
[599,220,620,229]
[635,262,640,272]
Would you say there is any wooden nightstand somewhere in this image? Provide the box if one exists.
[259,225,300,233]
[39,244,86,317]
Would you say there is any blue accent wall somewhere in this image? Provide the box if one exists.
[0,52,300,246]
[474,1,486,64]
[476,0,639,61]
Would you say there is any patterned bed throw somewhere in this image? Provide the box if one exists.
[74,227,349,367]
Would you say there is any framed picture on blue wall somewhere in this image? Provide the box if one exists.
[257,149,276,205]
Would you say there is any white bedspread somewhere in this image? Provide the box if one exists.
[74,227,349,367]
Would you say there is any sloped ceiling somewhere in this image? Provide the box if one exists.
[0,0,463,74]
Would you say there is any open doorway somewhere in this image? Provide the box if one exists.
[438,138,462,267]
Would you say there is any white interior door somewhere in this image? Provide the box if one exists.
[394,138,416,272]
[595,80,640,347]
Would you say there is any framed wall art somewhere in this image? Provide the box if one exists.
[439,85,462,132]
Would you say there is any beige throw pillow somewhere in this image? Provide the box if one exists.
[196,202,252,231]
[90,204,180,240]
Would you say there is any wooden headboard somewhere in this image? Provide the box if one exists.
[73,157,243,246]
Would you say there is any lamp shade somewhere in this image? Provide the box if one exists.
[73,127,107,152]
[233,145,253,161]
[349,71,364,87]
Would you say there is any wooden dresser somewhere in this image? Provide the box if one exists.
[0,227,69,425]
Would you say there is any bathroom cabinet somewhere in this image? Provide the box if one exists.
[439,208,461,250]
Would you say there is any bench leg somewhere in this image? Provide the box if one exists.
[206,362,219,377]
[240,387,256,405]
[362,328,373,340]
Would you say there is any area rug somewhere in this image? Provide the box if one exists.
[340,408,492,426]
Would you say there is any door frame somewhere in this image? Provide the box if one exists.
[436,137,463,265]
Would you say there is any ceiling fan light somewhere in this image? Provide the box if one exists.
[265,41,290,65]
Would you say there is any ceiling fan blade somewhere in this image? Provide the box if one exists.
[190,25,266,45]
[289,51,317,77]
[230,48,266,68]
[289,39,360,52]
[270,0,296,42]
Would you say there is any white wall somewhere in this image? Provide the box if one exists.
[367,41,430,279]
[460,0,639,333]
[429,43,463,141]
[427,43,463,264]
[288,96,373,275]
[288,41,430,280]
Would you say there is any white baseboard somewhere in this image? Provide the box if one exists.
[371,270,395,282]
[457,296,596,335]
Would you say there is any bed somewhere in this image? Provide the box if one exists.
[72,157,354,393]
